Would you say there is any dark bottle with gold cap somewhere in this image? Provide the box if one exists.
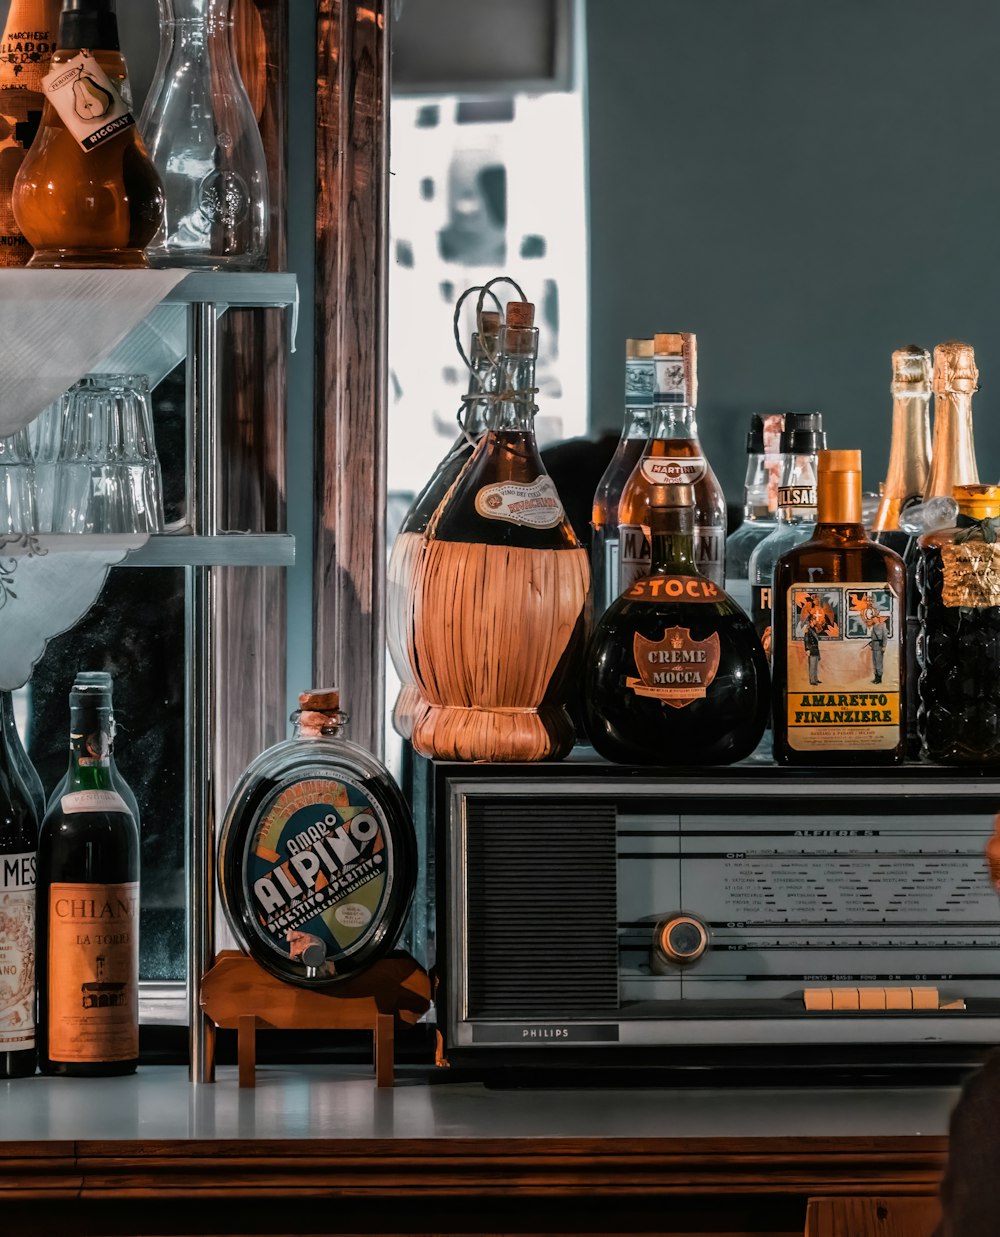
[924,341,979,501]
[917,485,1000,764]
[584,481,768,765]
[873,345,932,549]
[772,450,906,766]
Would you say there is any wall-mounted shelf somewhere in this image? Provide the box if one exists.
[5,532,296,568]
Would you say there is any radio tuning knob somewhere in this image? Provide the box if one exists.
[655,914,710,965]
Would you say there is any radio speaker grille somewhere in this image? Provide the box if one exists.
[464,797,619,1017]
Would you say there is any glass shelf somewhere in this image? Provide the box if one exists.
[0,532,295,567]
[162,271,298,308]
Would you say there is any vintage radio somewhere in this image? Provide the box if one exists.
[433,760,1000,1071]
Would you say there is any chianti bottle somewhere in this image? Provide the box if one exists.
[36,681,139,1075]
[0,704,38,1079]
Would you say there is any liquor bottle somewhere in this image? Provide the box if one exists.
[36,680,139,1075]
[11,0,164,269]
[618,332,727,591]
[0,0,60,266]
[725,412,785,614]
[45,670,139,826]
[218,688,417,987]
[1,689,45,822]
[584,481,768,765]
[748,413,826,656]
[408,300,590,762]
[0,707,38,1078]
[924,341,979,500]
[872,345,932,549]
[772,450,906,766]
[590,338,654,618]
[386,311,500,741]
[917,485,1000,764]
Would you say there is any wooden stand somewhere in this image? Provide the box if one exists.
[200,951,431,1088]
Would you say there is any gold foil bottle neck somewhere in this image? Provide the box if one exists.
[933,341,979,396]
[891,344,931,395]
[626,338,654,359]
[954,484,1000,521]
[653,332,698,405]
[817,449,863,525]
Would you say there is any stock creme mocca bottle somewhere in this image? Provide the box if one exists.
[36,681,140,1075]
[584,481,768,765]
[772,450,906,766]
[12,0,164,267]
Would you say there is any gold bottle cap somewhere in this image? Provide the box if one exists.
[933,341,979,396]
[891,344,931,395]
[626,338,655,358]
[653,332,698,405]
[817,449,863,524]
[954,484,1000,521]
[505,300,535,329]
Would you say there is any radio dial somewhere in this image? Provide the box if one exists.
[655,914,709,965]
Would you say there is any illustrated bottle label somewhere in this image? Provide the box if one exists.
[626,626,721,708]
[474,475,564,528]
[777,485,817,519]
[245,774,395,979]
[0,850,35,1049]
[47,881,139,1062]
[624,359,654,408]
[640,456,707,485]
[619,523,725,592]
[42,52,134,153]
[752,582,773,658]
[653,355,688,405]
[784,582,901,751]
[625,575,722,604]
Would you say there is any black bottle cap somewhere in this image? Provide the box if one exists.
[779,412,826,455]
[60,0,120,52]
[746,413,766,454]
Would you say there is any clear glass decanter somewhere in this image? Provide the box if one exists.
[139,0,268,269]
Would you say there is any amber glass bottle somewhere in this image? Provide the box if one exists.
[12,0,164,268]
[584,482,768,766]
[772,450,906,766]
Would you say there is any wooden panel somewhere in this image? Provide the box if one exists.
[314,0,389,756]
[805,1195,941,1236]
[216,0,290,822]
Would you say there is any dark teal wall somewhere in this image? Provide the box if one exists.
[587,0,1000,501]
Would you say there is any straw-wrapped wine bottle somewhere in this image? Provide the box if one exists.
[409,301,590,762]
[386,311,500,740]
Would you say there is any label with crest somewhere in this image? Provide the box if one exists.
[626,626,721,708]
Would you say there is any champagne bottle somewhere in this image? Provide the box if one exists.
[924,341,979,501]
[873,345,932,547]
[590,338,654,619]
[0,0,60,266]
[36,680,139,1075]
[0,707,38,1078]
[772,450,906,767]
[12,0,164,268]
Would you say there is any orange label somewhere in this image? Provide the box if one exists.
[626,626,721,708]
[47,881,138,1063]
[624,575,721,603]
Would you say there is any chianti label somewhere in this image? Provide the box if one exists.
[47,881,139,1062]
[783,582,901,751]
[474,476,564,528]
[42,52,134,153]
[0,851,35,1050]
[640,457,706,485]
[244,774,394,979]
[626,626,721,708]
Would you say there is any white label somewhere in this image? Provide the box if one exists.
[653,356,688,405]
[43,52,135,153]
[640,456,707,485]
[618,523,648,593]
[0,852,35,1049]
[695,525,725,588]
[61,790,131,817]
[603,538,620,611]
[474,476,564,528]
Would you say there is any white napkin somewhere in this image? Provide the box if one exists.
[0,269,188,437]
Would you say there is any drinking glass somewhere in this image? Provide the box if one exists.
[0,426,36,535]
[29,396,66,533]
[50,375,165,535]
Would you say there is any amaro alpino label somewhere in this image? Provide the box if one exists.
[784,582,901,751]
[474,476,564,528]
[0,851,35,1050]
[243,774,394,981]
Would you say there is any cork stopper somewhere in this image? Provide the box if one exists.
[505,300,534,329]
[954,484,1000,521]
[296,688,345,738]
[933,341,979,396]
[626,338,655,359]
[653,332,698,406]
[817,450,863,525]
[653,333,685,355]
[479,310,501,339]
[891,345,931,395]
[299,688,340,711]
